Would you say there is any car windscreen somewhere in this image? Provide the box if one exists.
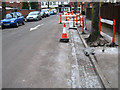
[51,9,54,11]
[29,12,39,15]
[41,9,47,12]
[6,14,12,19]
[6,13,17,19]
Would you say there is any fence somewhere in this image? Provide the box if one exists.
[100,4,120,32]
[86,4,120,32]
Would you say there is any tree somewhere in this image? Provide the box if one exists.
[30,2,38,10]
[22,2,29,9]
[2,1,6,19]
[48,1,49,9]
[74,2,77,13]
[86,2,101,46]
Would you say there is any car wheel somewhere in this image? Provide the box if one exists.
[22,21,25,25]
[16,22,19,28]
[36,18,39,21]
[2,26,5,29]
[40,17,42,20]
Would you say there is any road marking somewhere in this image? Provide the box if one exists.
[30,23,44,31]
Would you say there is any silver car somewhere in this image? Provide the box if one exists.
[42,9,50,17]
[26,11,42,21]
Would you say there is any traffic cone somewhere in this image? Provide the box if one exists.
[63,11,64,15]
[60,23,69,43]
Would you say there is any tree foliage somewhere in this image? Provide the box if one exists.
[30,2,37,10]
[22,2,29,9]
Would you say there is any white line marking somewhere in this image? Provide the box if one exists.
[30,23,44,31]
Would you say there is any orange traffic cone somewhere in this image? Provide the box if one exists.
[60,23,69,43]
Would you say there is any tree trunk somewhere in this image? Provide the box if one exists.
[87,2,100,43]
[74,2,77,14]
[2,2,6,19]
[48,1,49,9]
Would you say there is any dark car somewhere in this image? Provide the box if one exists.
[0,12,25,29]
[26,11,42,21]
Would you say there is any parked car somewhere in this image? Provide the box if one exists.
[42,9,50,17]
[26,11,42,21]
[0,12,25,29]
[41,9,46,18]
[50,9,57,15]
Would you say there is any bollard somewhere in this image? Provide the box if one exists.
[109,19,116,47]
[76,14,78,25]
[73,16,75,27]
[112,19,116,44]
[82,16,85,34]
[79,13,82,27]
[72,10,73,15]
[99,16,101,34]
[63,11,64,15]
[60,14,62,24]
[69,13,71,19]
[85,16,87,30]
[66,13,67,21]
[68,13,70,21]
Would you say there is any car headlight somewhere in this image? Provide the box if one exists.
[11,21,14,23]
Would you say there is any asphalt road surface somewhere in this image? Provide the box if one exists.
[2,15,71,88]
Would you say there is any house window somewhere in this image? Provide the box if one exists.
[16,0,20,3]
[41,2,44,6]
[61,2,64,5]
[50,2,52,5]
[53,2,56,5]
[10,0,14,3]
[46,2,48,5]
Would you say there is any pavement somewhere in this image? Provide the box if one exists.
[78,19,118,88]
[68,28,103,88]
[2,14,118,88]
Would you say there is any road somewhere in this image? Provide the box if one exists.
[2,15,71,88]
[2,14,106,88]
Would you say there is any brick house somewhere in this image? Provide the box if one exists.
[69,2,81,13]
[6,0,23,9]
[5,0,41,17]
